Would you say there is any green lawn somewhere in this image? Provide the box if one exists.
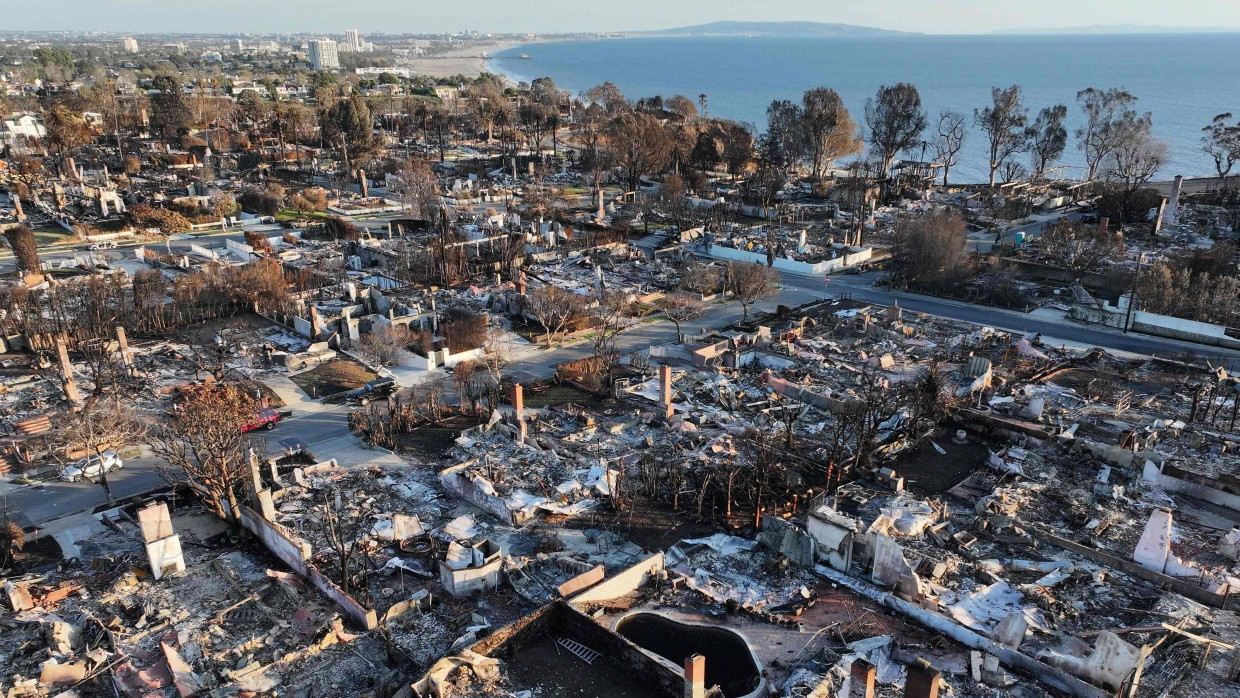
[275,208,330,222]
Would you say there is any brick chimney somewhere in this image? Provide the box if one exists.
[512,383,527,443]
[660,365,674,418]
[904,659,941,698]
[309,306,322,338]
[850,659,876,698]
[683,654,705,698]
[1098,217,1109,234]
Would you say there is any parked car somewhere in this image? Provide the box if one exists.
[88,241,118,250]
[345,377,399,406]
[242,407,282,433]
[61,451,123,482]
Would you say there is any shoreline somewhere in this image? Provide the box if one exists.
[407,40,529,79]
[409,38,562,81]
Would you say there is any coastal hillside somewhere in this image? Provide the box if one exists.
[652,21,913,37]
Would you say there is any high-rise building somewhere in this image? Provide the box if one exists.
[344,29,361,52]
[122,37,139,52]
[232,38,244,52]
[307,39,340,70]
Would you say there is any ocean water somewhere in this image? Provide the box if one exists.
[493,34,1240,183]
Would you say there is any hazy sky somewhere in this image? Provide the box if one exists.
[3,0,1239,35]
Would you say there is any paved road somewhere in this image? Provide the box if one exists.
[2,457,167,529]
[506,264,1240,381]
[797,271,1240,367]
[2,403,359,528]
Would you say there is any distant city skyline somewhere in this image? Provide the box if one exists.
[1,0,1239,36]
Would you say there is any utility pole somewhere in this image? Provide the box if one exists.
[111,88,125,165]
[1123,252,1145,334]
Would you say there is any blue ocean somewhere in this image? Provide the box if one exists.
[493,34,1240,183]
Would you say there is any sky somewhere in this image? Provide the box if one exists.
[2,0,1239,35]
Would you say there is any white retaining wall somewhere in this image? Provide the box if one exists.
[569,552,665,604]
[701,243,872,276]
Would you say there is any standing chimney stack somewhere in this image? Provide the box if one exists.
[683,654,705,698]
[309,306,322,338]
[660,365,674,418]
[904,659,942,698]
[512,383,527,443]
[1163,175,1183,226]
[850,659,876,698]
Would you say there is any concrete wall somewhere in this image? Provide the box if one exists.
[239,506,311,571]
[1071,439,1167,472]
[189,243,217,260]
[1004,259,1109,288]
[1071,304,1240,350]
[452,601,682,698]
[440,557,503,596]
[409,346,487,371]
[225,239,254,257]
[557,564,605,598]
[757,516,816,567]
[766,374,850,413]
[1133,311,1238,345]
[806,514,855,572]
[238,506,378,629]
[569,552,665,604]
[306,564,378,630]
[554,604,683,697]
[870,533,915,587]
[699,242,872,276]
[1147,462,1240,511]
[292,315,314,338]
[1042,533,1230,608]
[438,461,520,526]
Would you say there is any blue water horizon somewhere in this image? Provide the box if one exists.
[491,33,1240,184]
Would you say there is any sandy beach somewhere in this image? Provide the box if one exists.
[409,41,530,79]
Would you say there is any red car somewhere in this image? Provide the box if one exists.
[242,408,282,433]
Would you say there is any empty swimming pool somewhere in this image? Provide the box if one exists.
[613,612,764,698]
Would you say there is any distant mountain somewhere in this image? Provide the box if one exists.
[993,24,1240,35]
[650,21,913,38]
